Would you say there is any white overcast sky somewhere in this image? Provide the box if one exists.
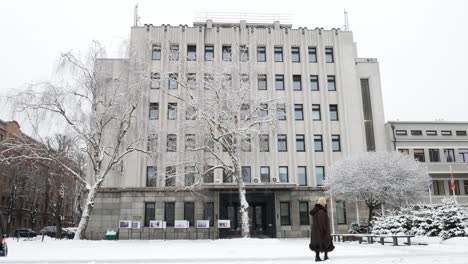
[1,0,467,123]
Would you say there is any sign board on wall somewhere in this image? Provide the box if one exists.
[217,220,231,229]
[119,220,132,229]
[131,221,141,229]
[174,220,190,229]
[196,220,210,229]
[149,220,166,229]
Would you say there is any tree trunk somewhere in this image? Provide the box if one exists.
[367,206,374,233]
[234,164,250,238]
[74,180,101,240]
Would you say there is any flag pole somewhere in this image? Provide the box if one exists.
[426,165,433,204]
[450,165,457,204]
[329,193,335,234]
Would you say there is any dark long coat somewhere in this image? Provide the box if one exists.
[309,204,335,252]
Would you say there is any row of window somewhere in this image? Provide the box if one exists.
[399,148,468,163]
[149,103,339,121]
[147,133,341,153]
[280,200,347,226]
[152,44,335,63]
[146,165,327,187]
[432,180,468,196]
[395,129,467,136]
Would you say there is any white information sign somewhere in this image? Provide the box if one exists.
[149,220,166,229]
[217,220,231,229]
[174,220,190,229]
[196,220,210,229]
[119,220,132,229]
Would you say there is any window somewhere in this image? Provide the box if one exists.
[441,130,452,136]
[170,44,179,61]
[259,134,270,152]
[280,202,290,225]
[241,134,252,152]
[184,202,195,227]
[432,180,445,195]
[144,203,156,227]
[314,135,323,152]
[464,180,468,195]
[310,75,319,91]
[147,134,158,152]
[223,167,233,183]
[187,73,196,89]
[277,103,286,120]
[293,75,302,91]
[146,166,157,187]
[164,202,175,226]
[168,73,178,89]
[459,149,468,162]
[222,45,232,61]
[239,45,249,61]
[395,130,407,136]
[167,134,177,152]
[429,149,440,162]
[203,73,214,90]
[205,45,214,61]
[399,149,409,155]
[279,166,289,182]
[277,134,288,152]
[258,74,267,90]
[185,166,195,186]
[274,47,283,62]
[258,103,268,118]
[203,165,214,183]
[150,73,160,89]
[327,75,336,91]
[152,44,161,60]
[260,166,270,183]
[204,138,214,152]
[329,105,339,121]
[222,74,232,88]
[444,149,456,162]
[411,130,422,136]
[187,45,196,61]
[222,134,233,152]
[149,103,159,119]
[426,130,437,136]
[448,180,460,195]
[297,166,307,186]
[186,106,197,120]
[257,46,266,62]
[185,134,195,151]
[456,130,467,136]
[296,134,305,152]
[294,104,304,120]
[204,202,215,226]
[168,103,177,120]
[165,166,176,187]
[240,104,250,120]
[308,47,317,63]
[240,74,249,88]
[315,166,325,186]
[291,47,300,62]
[242,166,251,183]
[332,135,341,152]
[275,75,285,90]
[336,201,347,224]
[325,47,334,63]
[299,202,309,225]
[413,149,425,162]
[312,104,321,121]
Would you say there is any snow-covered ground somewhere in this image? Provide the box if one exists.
[3,237,468,264]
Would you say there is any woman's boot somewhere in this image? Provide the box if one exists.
[315,251,322,262]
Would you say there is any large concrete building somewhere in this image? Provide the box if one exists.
[88,19,388,239]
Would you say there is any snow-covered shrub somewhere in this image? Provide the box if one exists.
[348,222,369,234]
[372,209,413,235]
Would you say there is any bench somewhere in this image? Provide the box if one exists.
[332,234,415,246]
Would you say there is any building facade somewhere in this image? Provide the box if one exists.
[88,20,387,239]
[386,121,468,204]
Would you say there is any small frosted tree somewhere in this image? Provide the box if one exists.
[324,151,431,231]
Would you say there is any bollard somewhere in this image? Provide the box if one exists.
[42,232,45,242]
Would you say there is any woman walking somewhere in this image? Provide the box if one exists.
[309,197,334,261]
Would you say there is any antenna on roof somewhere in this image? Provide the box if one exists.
[344,9,350,31]
[134,3,140,26]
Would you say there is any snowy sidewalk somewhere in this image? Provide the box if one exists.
[3,237,468,264]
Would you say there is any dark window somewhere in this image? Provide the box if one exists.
[315,166,325,186]
[185,166,195,186]
[168,103,177,120]
[147,134,158,152]
[361,79,376,151]
[293,75,302,91]
[204,202,214,226]
[205,45,214,61]
[164,202,175,226]
[258,74,267,90]
[332,135,341,152]
[464,180,468,195]
[241,134,252,152]
[222,45,231,61]
[336,200,347,224]
[149,103,159,119]
[432,180,445,195]
[325,47,334,63]
[441,130,452,136]
[257,46,266,62]
[242,166,251,183]
[204,73,213,90]
[185,134,195,151]
[456,130,467,136]
[279,166,289,182]
[310,75,319,91]
[167,134,177,152]
[240,45,249,61]
[184,202,195,226]
[203,165,214,183]
[146,166,157,187]
[223,167,233,183]
[444,149,456,162]
[274,46,283,62]
[308,47,317,63]
[170,44,179,61]
[411,130,422,136]
[314,135,323,152]
[296,134,305,152]
[144,202,156,227]
[275,75,285,90]
[429,149,440,162]
[186,106,197,120]
[312,104,321,121]
[327,75,336,91]
[240,74,249,88]
[280,202,290,225]
[259,134,270,152]
[291,47,300,62]
[277,103,286,120]
[169,73,178,89]
[240,103,250,120]
[258,103,268,118]
[152,44,161,60]
[413,149,425,162]
[260,166,270,183]
[395,130,407,136]
[165,166,176,187]
[299,202,309,225]
[426,130,437,136]
[329,105,338,121]
[278,134,288,152]
[294,104,304,120]
[448,180,460,195]
[297,166,307,186]
[459,149,468,162]
[187,45,197,61]
[187,73,196,89]
[150,73,160,89]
